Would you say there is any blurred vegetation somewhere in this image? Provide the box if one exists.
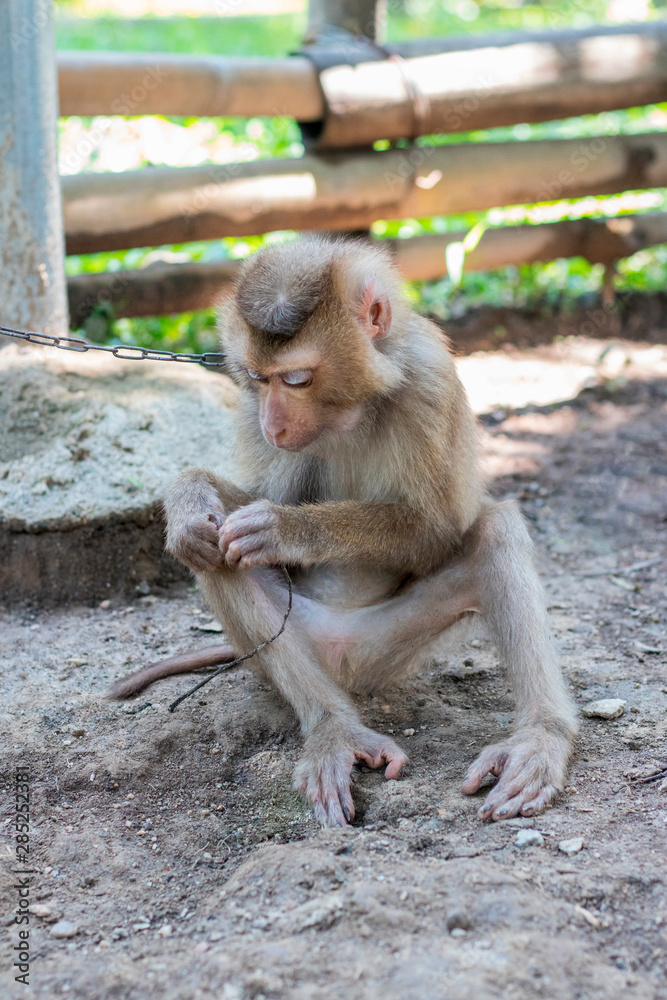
[55,0,667,348]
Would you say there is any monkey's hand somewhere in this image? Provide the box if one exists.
[294,716,408,827]
[219,500,282,568]
[461,724,572,821]
[166,508,226,573]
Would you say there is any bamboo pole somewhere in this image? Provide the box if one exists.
[1,0,68,337]
[56,22,667,147]
[62,132,667,254]
[303,22,667,148]
[57,52,323,120]
[68,260,239,326]
[67,213,667,322]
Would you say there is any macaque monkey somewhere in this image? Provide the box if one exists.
[111,237,577,826]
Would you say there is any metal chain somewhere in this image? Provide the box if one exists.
[0,324,226,369]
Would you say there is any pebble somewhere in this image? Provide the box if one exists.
[403,728,415,737]
[447,910,473,932]
[198,620,224,632]
[514,829,544,849]
[634,641,661,654]
[450,927,467,938]
[29,904,52,918]
[582,698,626,720]
[559,836,584,856]
[50,920,78,939]
[451,845,481,858]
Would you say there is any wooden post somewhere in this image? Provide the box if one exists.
[306,0,381,239]
[306,0,384,42]
[0,0,68,337]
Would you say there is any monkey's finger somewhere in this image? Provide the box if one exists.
[477,775,530,819]
[219,504,276,545]
[384,752,408,780]
[462,747,509,795]
[224,531,276,566]
[520,785,557,817]
[354,743,406,779]
[308,780,354,826]
[488,792,529,822]
[480,773,545,820]
[312,797,348,827]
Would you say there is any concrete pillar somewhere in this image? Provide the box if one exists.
[0,0,68,336]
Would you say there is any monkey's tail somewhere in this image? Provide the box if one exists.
[107,643,236,700]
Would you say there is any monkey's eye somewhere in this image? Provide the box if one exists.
[281,369,313,387]
[247,368,267,382]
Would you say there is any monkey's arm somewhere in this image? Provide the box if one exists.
[220,499,461,574]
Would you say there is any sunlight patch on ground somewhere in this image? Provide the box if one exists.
[457,338,667,414]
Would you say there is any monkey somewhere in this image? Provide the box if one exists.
[110,236,578,827]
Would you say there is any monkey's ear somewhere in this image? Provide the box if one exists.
[357,277,392,341]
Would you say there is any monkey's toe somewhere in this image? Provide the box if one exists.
[294,749,356,828]
[464,732,568,821]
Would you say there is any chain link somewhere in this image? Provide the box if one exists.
[0,325,226,369]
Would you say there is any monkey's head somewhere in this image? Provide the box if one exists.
[220,238,407,452]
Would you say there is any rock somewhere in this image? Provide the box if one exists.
[403,728,415,736]
[0,346,239,605]
[582,698,626,720]
[50,920,79,939]
[558,837,584,856]
[446,910,473,932]
[514,829,544,849]
[450,927,467,938]
[197,620,224,633]
[450,845,481,858]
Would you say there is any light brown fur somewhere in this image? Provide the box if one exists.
[111,236,577,827]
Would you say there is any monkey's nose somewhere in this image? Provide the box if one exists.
[265,427,287,448]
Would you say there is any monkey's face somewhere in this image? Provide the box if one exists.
[220,242,404,452]
[245,352,366,452]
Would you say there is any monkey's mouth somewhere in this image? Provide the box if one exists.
[263,430,322,452]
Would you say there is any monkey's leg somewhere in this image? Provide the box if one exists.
[328,501,577,821]
[165,468,406,827]
[458,501,578,820]
[198,566,406,827]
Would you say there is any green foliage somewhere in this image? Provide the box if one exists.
[55,13,304,56]
[57,0,667,347]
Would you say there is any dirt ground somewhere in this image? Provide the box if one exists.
[1,333,666,1000]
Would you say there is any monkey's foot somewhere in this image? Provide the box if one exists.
[461,725,572,821]
[294,718,407,827]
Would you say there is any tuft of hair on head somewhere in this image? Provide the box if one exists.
[235,240,334,339]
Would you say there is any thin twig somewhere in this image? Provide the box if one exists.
[168,567,293,712]
[628,767,667,785]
